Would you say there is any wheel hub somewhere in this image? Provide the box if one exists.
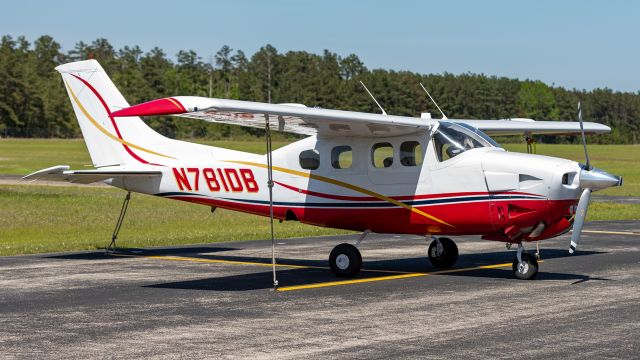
[518,262,529,274]
[336,254,350,270]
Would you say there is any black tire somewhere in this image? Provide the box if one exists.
[512,252,539,280]
[428,237,458,268]
[329,243,362,277]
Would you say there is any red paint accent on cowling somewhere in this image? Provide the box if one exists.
[112,98,187,117]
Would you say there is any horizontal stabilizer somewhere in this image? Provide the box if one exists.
[23,165,162,184]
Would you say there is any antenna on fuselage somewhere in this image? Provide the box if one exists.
[360,81,387,115]
[419,83,448,120]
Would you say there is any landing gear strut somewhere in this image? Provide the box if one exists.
[427,237,458,268]
[512,243,538,280]
[106,191,131,253]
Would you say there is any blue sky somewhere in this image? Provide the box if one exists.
[2,0,638,92]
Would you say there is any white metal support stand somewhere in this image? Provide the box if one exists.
[265,115,278,289]
[525,134,542,260]
[107,191,131,253]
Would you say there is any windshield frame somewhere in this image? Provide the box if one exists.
[432,121,498,162]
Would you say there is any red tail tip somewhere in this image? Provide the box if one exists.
[112,98,187,117]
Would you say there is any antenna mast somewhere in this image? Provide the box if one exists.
[419,83,447,120]
[360,81,387,115]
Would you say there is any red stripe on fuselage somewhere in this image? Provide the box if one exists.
[274,181,543,202]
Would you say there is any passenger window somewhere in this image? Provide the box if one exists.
[299,149,320,170]
[371,142,394,168]
[331,146,352,169]
[400,141,423,167]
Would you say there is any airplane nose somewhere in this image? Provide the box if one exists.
[579,166,623,191]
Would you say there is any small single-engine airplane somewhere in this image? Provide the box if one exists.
[25,60,622,282]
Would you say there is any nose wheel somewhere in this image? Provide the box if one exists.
[512,243,538,280]
[428,237,458,268]
[329,243,362,277]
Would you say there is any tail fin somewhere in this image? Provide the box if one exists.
[56,60,172,167]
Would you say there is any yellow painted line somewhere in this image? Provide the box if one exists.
[575,229,640,236]
[114,253,421,274]
[113,253,529,292]
[228,160,453,229]
[277,262,516,292]
[113,253,314,269]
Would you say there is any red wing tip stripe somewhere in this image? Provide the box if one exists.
[167,97,187,112]
[112,98,188,117]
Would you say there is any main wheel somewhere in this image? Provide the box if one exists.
[512,252,538,280]
[428,237,458,268]
[329,243,362,277]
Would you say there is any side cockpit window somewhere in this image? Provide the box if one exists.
[371,142,394,168]
[331,146,352,169]
[299,149,320,170]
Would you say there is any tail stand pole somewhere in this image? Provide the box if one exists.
[107,191,131,253]
[265,115,279,289]
[525,134,541,260]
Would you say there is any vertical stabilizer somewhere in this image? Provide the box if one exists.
[56,60,170,167]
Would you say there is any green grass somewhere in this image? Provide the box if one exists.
[0,185,350,256]
[0,138,291,175]
[1,138,639,256]
[0,139,92,175]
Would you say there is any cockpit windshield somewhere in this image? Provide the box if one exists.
[433,121,500,162]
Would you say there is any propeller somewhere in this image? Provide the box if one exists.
[570,101,591,254]
[570,102,622,254]
[569,188,591,254]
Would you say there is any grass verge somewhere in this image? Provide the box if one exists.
[0,185,350,256]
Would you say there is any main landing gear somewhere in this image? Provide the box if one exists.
[329,230,369,277]
[512,243,539,280]
[328,232,461,278]
[427,236,458,268]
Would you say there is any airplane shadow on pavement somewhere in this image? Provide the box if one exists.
[142,248,609,292]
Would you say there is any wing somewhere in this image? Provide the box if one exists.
[111,96,611,138]
[23,165,162,184]
[448,118,610,136]
[111,96,435,138]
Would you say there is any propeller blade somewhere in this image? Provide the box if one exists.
[577,101,591,170]
[570,188,592,254]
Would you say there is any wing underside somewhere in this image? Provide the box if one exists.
[110,96,611,138]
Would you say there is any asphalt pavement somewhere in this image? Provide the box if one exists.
[1,221,639,359]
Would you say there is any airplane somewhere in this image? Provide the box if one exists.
[24,59,622,284]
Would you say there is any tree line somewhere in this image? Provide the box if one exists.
[1,35,639,143]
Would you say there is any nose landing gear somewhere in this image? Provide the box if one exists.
[512,243,538,280]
